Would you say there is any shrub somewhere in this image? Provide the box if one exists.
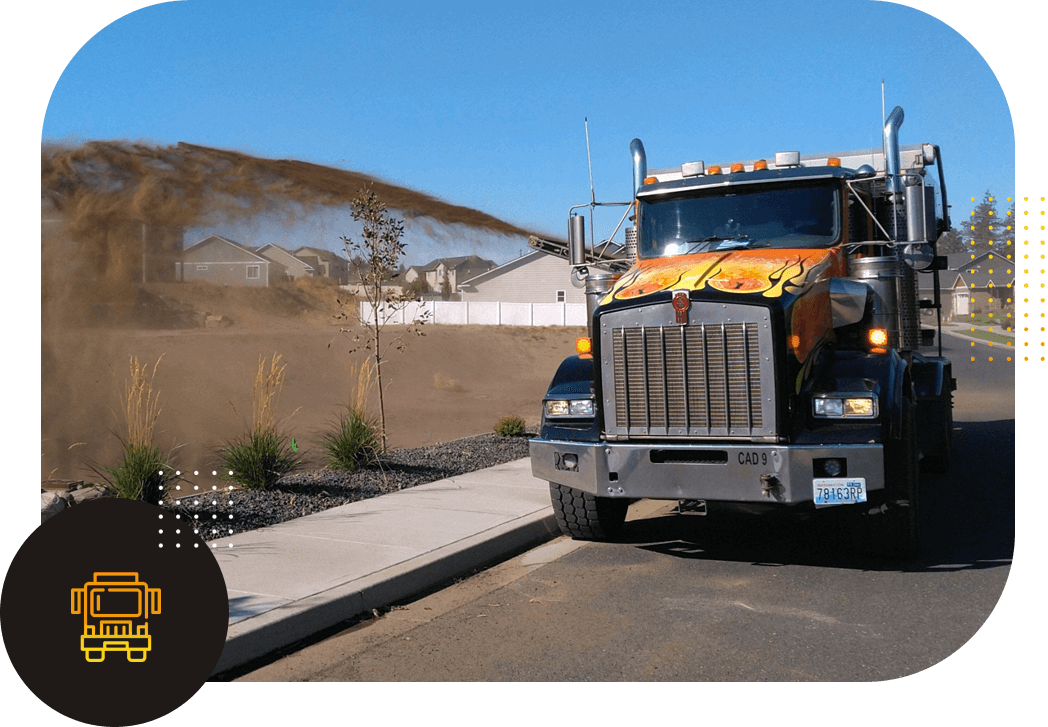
[494,415,527,437]
[96,354,176,502]
[102,443,175,503]
[220,429,300,490]
[320,409,380,470]
[221,354,301,489]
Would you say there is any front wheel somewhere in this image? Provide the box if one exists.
[870,397,920,559]
[549,483,628,541]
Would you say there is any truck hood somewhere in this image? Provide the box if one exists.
[603,247,845,304]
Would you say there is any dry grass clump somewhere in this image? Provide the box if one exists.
[319,361,381,471]
[251,353,289,434]
[97,354,175,502]
[222,353,301,489]
[123,354,164,446]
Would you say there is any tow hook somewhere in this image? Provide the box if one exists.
[677,499,707,516]
[760,473,783,499]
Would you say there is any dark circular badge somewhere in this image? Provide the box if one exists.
[2,498,228,726]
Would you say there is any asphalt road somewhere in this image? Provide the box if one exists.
[240,332,1014,682]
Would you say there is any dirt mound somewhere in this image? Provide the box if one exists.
[45,277,349,331]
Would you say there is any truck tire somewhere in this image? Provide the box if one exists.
[873,397,921,559]
[921,389,953,474]
[549,482,628,541]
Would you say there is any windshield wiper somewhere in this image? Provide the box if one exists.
[683,235,751,254]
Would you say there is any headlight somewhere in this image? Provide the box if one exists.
[812,395,878,419]
[545,398,595,419]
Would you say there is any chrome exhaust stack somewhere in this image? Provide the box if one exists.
[630,138,647,196]
[883,106,905,198]
[856,105,918,350]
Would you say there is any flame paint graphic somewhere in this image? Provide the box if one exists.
[605,248,844,303]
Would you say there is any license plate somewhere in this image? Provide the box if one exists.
[813,478,867,508]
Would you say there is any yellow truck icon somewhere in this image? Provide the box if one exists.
[70,572,161,662]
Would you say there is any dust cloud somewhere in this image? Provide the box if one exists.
[41,140,538,326]
[40,140,550,481]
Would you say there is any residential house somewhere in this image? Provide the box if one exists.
[341,262,406,298]
[404,255,497,298]
[257,244,316,282]
[178,235,271,287]
[293,246,351,285]
[919,250,1014,320]
[457,250,587,304]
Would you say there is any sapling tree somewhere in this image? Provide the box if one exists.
[335,187,427,451]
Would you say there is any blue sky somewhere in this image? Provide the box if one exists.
[35,0,1016,265]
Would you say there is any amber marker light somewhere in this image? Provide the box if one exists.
[827,157,841,167]
[576,337,593,357]
[753,159,768,170]
[708,165,722,175]
[788,334,800,350]
[867,327,889,351]
[643,176,659,185]
[730,163,744,173]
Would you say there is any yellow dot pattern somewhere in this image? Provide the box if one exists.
[962,195,1018,363]
[1019,196,1042,362]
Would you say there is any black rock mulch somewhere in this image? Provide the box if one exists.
[165,432,534,541]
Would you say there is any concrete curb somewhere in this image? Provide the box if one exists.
[213,507,560,675]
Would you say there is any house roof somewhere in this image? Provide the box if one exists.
[950,250,1010,272]
[957,271,1014,289]
[457,250,546,289]
[933,269,1015,292]
[417,255,496,273]
[293,246,349,264]
[258,243,317,271]
[183,234,269,262]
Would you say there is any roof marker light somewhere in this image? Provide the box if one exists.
[643,176,659,185]
[730,163,744,173]
[827,157,841,167]
[753,159,768,171]
[708,165,722,175]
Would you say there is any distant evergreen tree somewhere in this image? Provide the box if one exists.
[964,191,1003,257]
[935,225,965,254]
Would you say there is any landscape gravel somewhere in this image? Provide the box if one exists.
[167,432,533,541]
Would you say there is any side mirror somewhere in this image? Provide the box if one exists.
[901,242,935,270]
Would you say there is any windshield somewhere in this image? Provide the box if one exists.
[638,181,841,258]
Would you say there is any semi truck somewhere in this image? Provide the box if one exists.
[528,106,954,558]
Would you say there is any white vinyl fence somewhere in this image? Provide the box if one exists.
[360,300,587,326]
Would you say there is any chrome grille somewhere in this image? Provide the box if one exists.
[602,303,776,439]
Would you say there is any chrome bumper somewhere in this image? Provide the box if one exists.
[529,438,884,505]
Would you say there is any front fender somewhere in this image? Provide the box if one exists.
[538,355,601,443]
[795,348,911,444]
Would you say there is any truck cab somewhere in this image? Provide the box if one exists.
[529,107,954,559]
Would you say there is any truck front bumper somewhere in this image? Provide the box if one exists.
[530,438,884,505]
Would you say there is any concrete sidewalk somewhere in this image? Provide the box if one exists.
[210,457,558,675]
